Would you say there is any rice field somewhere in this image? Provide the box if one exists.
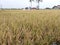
[0,10,60,45]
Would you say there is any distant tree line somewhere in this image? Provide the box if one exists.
[45,5,60,9]
[0,5,60,10]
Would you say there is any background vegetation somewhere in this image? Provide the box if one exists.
[0,10,60,45]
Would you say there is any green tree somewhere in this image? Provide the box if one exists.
[29,0,34,9]
[36,0,42,9]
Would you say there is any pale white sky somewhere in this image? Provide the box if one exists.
[0,0,60,9]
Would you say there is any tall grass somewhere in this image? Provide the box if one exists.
[0,10,60,45]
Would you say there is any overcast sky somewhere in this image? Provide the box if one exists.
[0,0,60,9]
